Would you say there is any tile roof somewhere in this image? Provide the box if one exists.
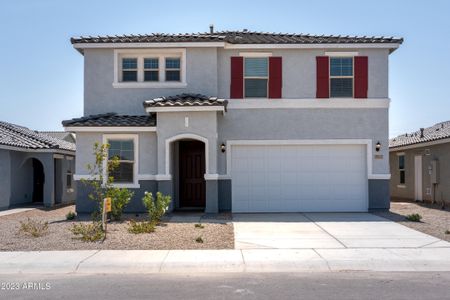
[143,93,228,110]
[389,121,450,149]
[62,113,156,127]
[40,131,75,141]
[0,121,75,151]
[71,30,403,45]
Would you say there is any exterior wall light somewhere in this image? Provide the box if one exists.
[220,143,226,153]
[375,141,381,152]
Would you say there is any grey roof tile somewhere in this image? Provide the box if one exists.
[143,93,227,110]
[389,121,450,148]
[0,122,75,151]
[62,113,156,127]
[71,30,403,45]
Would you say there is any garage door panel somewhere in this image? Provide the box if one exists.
[231,144,368,212]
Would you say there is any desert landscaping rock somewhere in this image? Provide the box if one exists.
[0,205,234,251]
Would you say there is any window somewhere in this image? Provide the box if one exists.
[330,57,353,97]
[66,170,73,189]
[144,58,159,82]
[244,57,268,97]
[122,58,138,82]
[108,139,135,183]
[165,58,181,81]
[398,155,405,184]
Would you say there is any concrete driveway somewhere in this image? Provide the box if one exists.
[233,213,450,249]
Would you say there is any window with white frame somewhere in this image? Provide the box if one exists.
[115,50,185,86]
[398,154,405,184]
[165,58,181,81]
[244,57,268,98]
[122,58,138,82]
[107,139,135,183]
[144,58,159,82]
[330,57,353,97]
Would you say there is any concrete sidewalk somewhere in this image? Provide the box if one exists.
[1,248,450,274]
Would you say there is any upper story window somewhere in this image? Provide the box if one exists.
[122,58,138,82]
[330,57,353,98]
[165,58,181,81]
[144,58,159,82]
[398,154,406,185]
[113,49,186,88]
[244,57,268,98]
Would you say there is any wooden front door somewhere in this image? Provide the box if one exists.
[179,141,206,207]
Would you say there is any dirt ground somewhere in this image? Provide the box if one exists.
[375,201,450,242]
[0,205,234,251]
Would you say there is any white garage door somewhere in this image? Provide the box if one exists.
[231,144,368,212]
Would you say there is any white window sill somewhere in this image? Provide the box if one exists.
[109,183,141,189]
[397,185,406,189]
[112,82,187,89]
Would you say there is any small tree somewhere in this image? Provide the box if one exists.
[81,142,133,221]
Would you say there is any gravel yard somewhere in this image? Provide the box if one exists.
[0,205,234,251]
[374,201,450,242]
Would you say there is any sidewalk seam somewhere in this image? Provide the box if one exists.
[313,249,332,271]
[158,250,170,273]
[302,213,347,249]
[240,250,246,272]
[72,250,101,274]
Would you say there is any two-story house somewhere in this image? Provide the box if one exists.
[63,29,402,213]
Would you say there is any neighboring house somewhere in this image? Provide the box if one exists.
[0,121,76,210]
[40,131,76,144]
[389,121,450,205]
[63,29,402,213]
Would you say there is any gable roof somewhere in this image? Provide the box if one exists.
[62,113,156,127]
[143,93,228,110]
[71,30,403,46]
[0,121,75,151]
[389,121,450,149]
[40,131,76,142]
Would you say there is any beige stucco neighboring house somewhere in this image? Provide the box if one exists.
[389,121,450,206]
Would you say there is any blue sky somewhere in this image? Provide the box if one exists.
[0,0,449,137]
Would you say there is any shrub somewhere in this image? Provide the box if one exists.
[405,213,422,222]
[107,188,134,221]
[66,211,76,220]
[195,223,204,229]
[71,222,105,242]
[142,192,171,223]
[128,220,156,234]
[195,237,204,243]
[19,218,48,237]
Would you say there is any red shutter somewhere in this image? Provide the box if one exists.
[230,56,243,98]
[316,56,329,98]
[354,56,368,98]
[269,57,282,98]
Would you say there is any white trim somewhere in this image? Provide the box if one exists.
[76,173,159,182]
[226,98,390,109]
[0,145,75,155]
[204,173,220,180]
[74,42,400,50]
[64,126,156,132]
[225,139,374,178]
[65,155,74,161]
[395,152,405,156]
[239,52,273,57]
[111,183,141,189]
[325,51,359,57]
[74,42,226,50]
[145,106,225,113]
[136,174,155,181]
[165,133,209,176]
[397,184,406,189]
[368,174,391,180]
[225,43,400,50]
[73,174,99,181]
[53,154,64,159]
[113,49,186,88]
[102,134,139,187]
[389,137,450,152]
[155,174,172,181]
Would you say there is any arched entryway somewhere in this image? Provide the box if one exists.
[32,158,44,203]
[178,140,206,208]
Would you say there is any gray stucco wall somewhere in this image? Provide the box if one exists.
[0,150,11,209]
[368,179,390,210]
[390,143,450,204]
[217,108,390,175]
[84,47,218,115]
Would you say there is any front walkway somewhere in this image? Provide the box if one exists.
[233,213,450,249]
